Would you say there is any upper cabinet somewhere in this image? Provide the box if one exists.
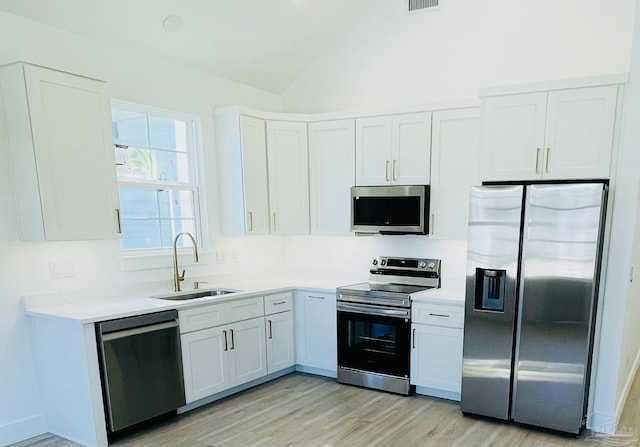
[266,120,310,235]
[355,112,432,186]
[0,63,121,241]
[480,85,619,181]
[430,108,480,240]
[308,119,355,236]
[215,113,270,235]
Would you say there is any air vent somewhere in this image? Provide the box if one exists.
[408,0,439,12]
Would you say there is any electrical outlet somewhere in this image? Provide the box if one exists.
[62,261,76,278]
[48,262,63,280]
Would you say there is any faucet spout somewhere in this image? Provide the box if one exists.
[173,232,199,292]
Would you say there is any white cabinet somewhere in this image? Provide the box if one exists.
[294,290,337,375]
[215,113,270,235]
[308,119,355,235]
[266,120,310,235]
[355,112,431,186]
[430,108,480,239]
[265,291,295,374]
[227,317,267,387]
[411,301,464,400]
[179,296,267,404]
[480,85,618,181]
[0,62,120,241]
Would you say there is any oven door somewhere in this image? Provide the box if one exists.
[337,302,411,378]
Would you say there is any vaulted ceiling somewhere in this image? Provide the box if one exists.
[0,0,392,94]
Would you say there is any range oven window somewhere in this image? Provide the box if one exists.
[337,310,410,378]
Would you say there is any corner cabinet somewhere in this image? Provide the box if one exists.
[0,62,121,241]
[215,113,270,235]
[266,120,310,235]
[355,112,432,186]
[480,85,619,181]
[308,119,355,236]
[411,301,464,401]
[429,108,480,239]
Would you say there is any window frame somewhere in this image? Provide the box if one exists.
[111,99,208,260]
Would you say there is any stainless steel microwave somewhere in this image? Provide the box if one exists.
[351,185,430,235]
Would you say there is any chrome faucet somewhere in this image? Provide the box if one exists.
[173,232,199,292]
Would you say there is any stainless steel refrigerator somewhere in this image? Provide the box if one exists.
[460,182,608,434]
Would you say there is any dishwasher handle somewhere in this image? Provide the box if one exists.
[101,320,178,341]
[98,309,179,335]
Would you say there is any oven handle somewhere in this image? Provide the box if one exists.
[337,302,410,319]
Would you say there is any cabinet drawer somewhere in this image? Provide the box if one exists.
[412,302,464,328]
[179,303,228,334]
[264,292,293,315]
[227,296,264,322]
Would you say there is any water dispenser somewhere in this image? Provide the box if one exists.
[474,268,506,312]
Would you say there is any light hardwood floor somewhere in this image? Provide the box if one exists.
[12,372,640,447]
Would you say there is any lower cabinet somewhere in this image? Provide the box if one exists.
[265,311,295,374]
[180,316,267,403]
[410,301,464,400]
[294,290,337,375]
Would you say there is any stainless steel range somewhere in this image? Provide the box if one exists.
[336,256,441,395]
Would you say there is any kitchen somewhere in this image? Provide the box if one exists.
[2,1,640,446]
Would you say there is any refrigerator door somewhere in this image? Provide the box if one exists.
[461,185,524,419]
[512,183,607,434]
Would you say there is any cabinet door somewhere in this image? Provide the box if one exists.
[240,115,270,234]
[392,112,432,185]
[228,317,267,387]
[266,120,310,235]
[480,92,547,181]
[543,86,617,180]
[308,120,355,235]
[410,324,463,396]
[355,116,392,186]
[181,326,230,403]
[266,311,295,374]
[21,64,120,240]
[294,292,337,372]
[430,108,480,239]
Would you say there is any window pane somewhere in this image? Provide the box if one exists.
[149,116,187,151]
[119,187,159,218]
[155,150,190,183]
[112,110,148,147]
[161,219,196,249]
[121,219,161,250]
[158,190,195,219]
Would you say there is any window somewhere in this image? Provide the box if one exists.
[111,102,203,251]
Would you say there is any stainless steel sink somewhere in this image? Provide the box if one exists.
[154,289,238,301]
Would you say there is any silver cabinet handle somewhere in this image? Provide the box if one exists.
[223,330,228,351]
[230,329,235,350]
[431,214,435,234]
[272,213,277,232]
[272,300,287,305]
[412,328,416,349]
[248,211,253,232]
[268,320,273,339]
[535,148,540,174]
[308,295,325,300]
[385,160,390,181]
[429,313,450,318]
[546,147,550,174]
[392,160,397,181]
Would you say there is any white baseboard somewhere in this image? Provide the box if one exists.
[0,413,46,446]
[616,348,640,421]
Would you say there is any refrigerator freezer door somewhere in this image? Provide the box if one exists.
[461,185,524,419]
[512,183,607,434]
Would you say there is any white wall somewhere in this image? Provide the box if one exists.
[0,11,285,446]
[282,0,635,113]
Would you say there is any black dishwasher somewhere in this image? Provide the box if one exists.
[96,310,185,436]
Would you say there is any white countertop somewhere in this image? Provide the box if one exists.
[24,274,466,324]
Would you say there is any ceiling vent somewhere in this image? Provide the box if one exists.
[407,0,439,13]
